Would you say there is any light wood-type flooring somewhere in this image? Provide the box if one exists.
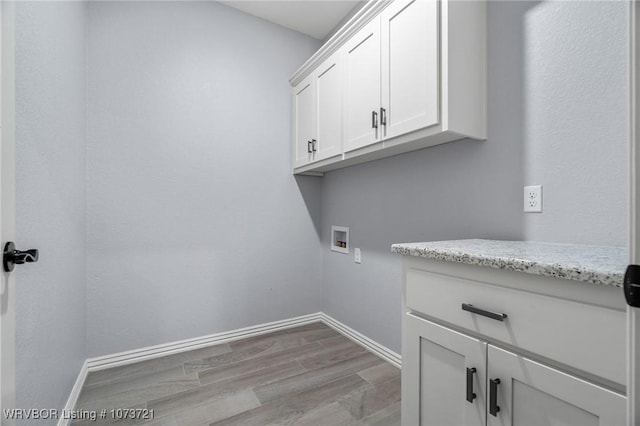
[73,322,401,425]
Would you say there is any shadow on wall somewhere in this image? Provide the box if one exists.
[491,0,540,241]
[294,175,322,239]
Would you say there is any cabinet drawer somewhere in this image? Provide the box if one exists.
[405,269,626,386]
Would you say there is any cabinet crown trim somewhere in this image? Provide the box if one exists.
[288,0,391,87]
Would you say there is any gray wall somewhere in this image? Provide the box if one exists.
[520,1,628,245]
[11,0,629,412]
[15,1,87,417]
[86,1,322,356]
[320,0,629,354]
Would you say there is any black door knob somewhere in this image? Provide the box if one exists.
[625,264,640,307]
[3,242,39,272]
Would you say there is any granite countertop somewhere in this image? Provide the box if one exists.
[391,239,628,287]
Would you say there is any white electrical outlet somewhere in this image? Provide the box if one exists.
[524,185,543,213]
[354,248,361,264]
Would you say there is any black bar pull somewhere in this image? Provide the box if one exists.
[624,265,640,307]
[307,140,312,154]
[466,367,477,403]
[461,303,507,322]
[311,139,317,152]
[489,378,501,416]
[380,107,387,126]
[372,110,378,129]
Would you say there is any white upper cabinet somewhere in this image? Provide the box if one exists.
[381,0,439,139]
[343,18,382,152]
[292,53,342,169]
[343,0,440,152]
[315,54,343,161]
[290,0,486,175]
[292,75,314,168]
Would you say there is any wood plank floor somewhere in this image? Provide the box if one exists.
[73,323,401,426]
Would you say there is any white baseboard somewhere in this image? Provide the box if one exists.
[60,312,401,425]
[57,360,88,426]
[85,313,324,371]
[318,313,401,368]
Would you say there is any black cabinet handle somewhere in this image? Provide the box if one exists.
[311,139,317,152]
[466,367,477,403]
[489,378,501,416]
[380,107,387,126]
[461,303,507,322]
[372,110,378,129]
[307,140,312,153]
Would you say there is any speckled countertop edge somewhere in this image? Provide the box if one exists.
[391,239,627,287]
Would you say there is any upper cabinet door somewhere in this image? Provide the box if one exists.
[381,0,440,140]
[314,54,342,161]
[342,18,382,153]
[292,75,315,168]
[487,346,626,426]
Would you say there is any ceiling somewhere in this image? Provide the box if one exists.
[220,1,365,40]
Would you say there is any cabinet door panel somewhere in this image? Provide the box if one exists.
[487,346,626,426]
[343,18,381,152]
[315,54,342,161]
[293,76,315,168]
[403,313,486,426]
[382,0,439,139]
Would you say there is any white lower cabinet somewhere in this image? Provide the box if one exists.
[403,314,486,426]
[403,313,626,426]
[488,345,625,426]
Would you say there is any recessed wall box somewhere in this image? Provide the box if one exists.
[331,226,349,254]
